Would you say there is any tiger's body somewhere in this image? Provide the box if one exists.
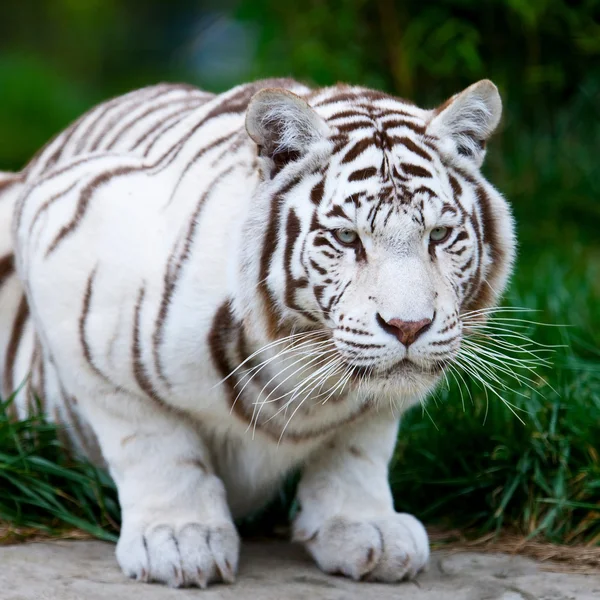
[0,78,514,587]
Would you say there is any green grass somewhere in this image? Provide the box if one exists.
[0,91,598,547]
[0,396,119,543]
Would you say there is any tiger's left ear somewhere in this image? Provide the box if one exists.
[246,88,330,176]
[427,80,502,168]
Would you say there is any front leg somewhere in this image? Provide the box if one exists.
[293,415,429,582]
[83,391,239,588]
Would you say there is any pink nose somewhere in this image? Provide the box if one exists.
[377,315,433,347]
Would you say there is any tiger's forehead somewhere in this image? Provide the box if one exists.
[310,85,426,119]
[318,123,450,212]
[313,89,427,133]
[305,87,470,225]
[310,89,440,175]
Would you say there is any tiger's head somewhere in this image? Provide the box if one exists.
[240,80,515,404]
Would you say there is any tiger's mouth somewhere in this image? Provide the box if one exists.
[348,357,449,381]
[394,358,448,375]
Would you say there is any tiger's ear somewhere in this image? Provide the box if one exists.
[427,80,502,168]
[246,88,330,176]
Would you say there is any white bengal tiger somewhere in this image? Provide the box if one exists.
[0,78,514,587]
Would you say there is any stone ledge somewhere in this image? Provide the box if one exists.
[2,540,600,599]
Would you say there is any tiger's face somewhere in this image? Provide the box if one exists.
[244,81,515,401]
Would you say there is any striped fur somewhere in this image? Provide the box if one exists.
[0,78,514,586]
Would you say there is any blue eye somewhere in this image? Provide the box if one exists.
[430,226,451,243]
[334,229,359,245]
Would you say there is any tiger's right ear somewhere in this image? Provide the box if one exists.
[246,88,330,176]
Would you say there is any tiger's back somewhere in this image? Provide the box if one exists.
[0,83,215,451]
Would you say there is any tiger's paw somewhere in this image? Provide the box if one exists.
[298,512,429,582]
[116,519,240,588]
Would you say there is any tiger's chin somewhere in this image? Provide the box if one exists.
[348,358,446,411]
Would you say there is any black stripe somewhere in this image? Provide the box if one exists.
[166,133,235,206]
[129,103,200,152]
[348,167,378,182]
[103,97,194,150]
[133,285,169,407]
[153,166,235,385]
[340,138,374,164]
[79,267,111,383]
[28,181,79,236]
[85,86,174,153]
[0,254,15,289]
[45,165,138,257]
[258,175,303,338]
[283,209,315,321]
[390,136,432,161]
[401,163,432,179]
[4,295,29,398]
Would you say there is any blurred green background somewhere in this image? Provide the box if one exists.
[0,1,599,545]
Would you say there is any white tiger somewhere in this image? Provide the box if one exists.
[0,78,515,587]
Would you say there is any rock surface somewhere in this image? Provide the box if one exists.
[2,540,600,600]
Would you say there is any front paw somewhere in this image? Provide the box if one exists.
[300,513,429,582]
[116,519,240,588]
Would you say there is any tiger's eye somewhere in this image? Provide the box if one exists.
[334,229,359,246]
[430,226,450,243]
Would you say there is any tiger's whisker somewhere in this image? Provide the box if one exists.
[230,339,335,418]
[248,349,339,436]
[215,329,328,387]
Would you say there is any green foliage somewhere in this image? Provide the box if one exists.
[236,0,600,111]
[0,0,598,545]
[0,395,119,542]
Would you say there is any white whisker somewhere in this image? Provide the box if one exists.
[215,329,327,388]
[452,354,529,423]
[459,342,556,396]
[249,348,338,437]
[460,306,540,318]
[232,338,333,403]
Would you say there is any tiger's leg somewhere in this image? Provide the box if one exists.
[82,390,239,588]
[292,415,429,582]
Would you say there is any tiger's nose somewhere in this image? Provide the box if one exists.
[376,314,433,347]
